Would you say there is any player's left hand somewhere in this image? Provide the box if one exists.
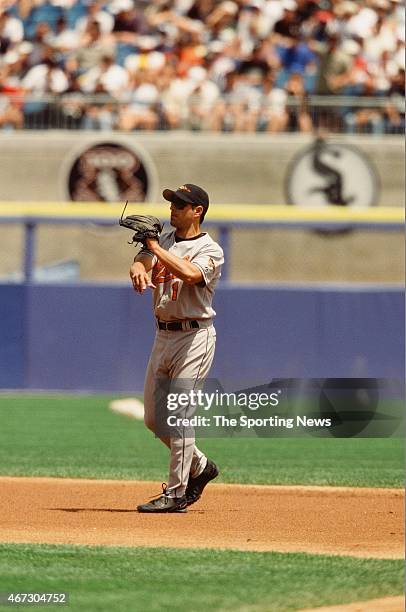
[119,213,163,247]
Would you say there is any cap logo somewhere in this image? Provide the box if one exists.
[179,185,191,193]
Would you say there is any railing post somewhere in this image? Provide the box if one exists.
[23,222,36,284]
[218,225,230,282]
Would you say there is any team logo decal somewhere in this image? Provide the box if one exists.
[66,142,155,202]
[153,256,191,284]
[285,138,379,207]
[153,262,175,284]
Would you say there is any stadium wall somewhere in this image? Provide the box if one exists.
[0,132,403,206]
[0,283,403,392]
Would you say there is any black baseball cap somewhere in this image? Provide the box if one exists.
[162,183,209,211]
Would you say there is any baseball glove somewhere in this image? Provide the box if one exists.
[119,211,163,247]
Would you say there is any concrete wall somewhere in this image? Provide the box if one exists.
[0,131,403,205]
[0,131,403,284]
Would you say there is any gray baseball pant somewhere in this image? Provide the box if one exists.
[143,323,216,497]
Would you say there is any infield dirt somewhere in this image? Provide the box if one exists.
[299,595,405,611]
[0,477,403,559]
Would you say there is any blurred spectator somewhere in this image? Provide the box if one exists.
[284,71,312,132]
[257,71,288,132]
[314,35,352,96]
[78,53,128,129]
[49,16,80,54]
[295,0,318,23]
[21,55,69,127]
[176,30,206,76]
[82,102,116,130]
[71,20,115,72]
[187,0,216,23]
[0,64,24,129]
[25,22,54,68]
[75,1,114,35]
[111,0,149,42]
[187,65,220,129]
[118,68,159,129]
[0,9,24,51]
[159,66,197,128]
[275,33,317,82]
[22,56,68,93]
[236,1,265,56]
[238,40,278,77]
[209,68,262,131]
[79,54,128,95]
[208,38,239,85]
[124,35,166,72]
[58,71,86,129]
[330,1,362,40]
[369,49,399,95]
[272,2,302,42]
[384,67,405,133]
[205,1,239,33]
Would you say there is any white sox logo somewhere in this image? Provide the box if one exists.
[67,142,152,202]
[285,138,379,208]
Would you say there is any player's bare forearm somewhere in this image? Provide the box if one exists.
[147,240,203,285]
[133,252,154,271]
[130,253,155,294]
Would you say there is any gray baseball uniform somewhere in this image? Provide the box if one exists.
[142,229,224,497]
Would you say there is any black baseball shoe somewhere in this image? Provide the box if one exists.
[185,459,219,507]
[137,483,187,513]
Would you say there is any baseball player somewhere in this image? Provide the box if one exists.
[130,184,224,513]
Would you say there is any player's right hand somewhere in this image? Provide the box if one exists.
[130,263,156,294]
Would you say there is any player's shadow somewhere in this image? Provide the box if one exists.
[47,507,204,513]
[47,507,138,513]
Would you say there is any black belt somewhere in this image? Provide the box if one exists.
[157,319,200,331]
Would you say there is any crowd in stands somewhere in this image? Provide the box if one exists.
[0,0,404,133]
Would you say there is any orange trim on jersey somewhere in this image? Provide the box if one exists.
[152,262,175,284]
[152,256,191,285]
[171,281,180,301]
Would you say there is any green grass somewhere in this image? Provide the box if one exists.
[0,544,403,612]
[0,395,403,487]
